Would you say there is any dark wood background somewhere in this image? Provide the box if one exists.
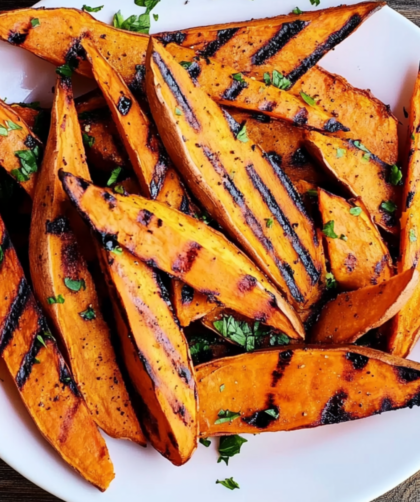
[0,0,419,500]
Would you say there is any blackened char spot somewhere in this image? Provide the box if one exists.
[178,366,192,385]
[321,391,352,425]
[159,31,187,46]
[137,209,154,226]
[294,108,308,126]
[272,350,293,387]
[0,279,31,356]
[259,101,276,113]
[291,147,309,167]
[152,51,200,130]
[324,118,350,133]
[346,352,369,370]
[150,149,170,199]
[251,20,308,66]
[238,275,257,293]
[65,40,85,70]
[395,366,420,383]
[345,254,357,273]
[380,398,394,413]
[187,62,202,81]
[179,195,190,215]
[129,64,146,97]
[406,191,415,209]
[101,232,120,253]
[8,31,28,45]
[15,334,43,389]
[407,391,420,409]
[252,112,271,124]
[222,80,248,101]
[222,109,242,136]
[287,15,363,85]
[103,192,116,206]
[24,135,37,149]
[117,96,132,116]
[199,28,240,58]
[59,361,81,397]
[181,284,194,305]
[246,163,320,286]
[172,242,202,274]
[242,405,279,429]
[0,232,11,256]
[46,216,71,235]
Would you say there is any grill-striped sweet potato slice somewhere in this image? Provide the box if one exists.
[29,76,145,444]
[311,269,419,344]
[389,70,420,358]
[318,189,393,290]
[197,345,420,437]
[60,171,305,339]
[0,99,41,197]
[0,216,114,491]
[146,39,325,313]
[306,131,400,235]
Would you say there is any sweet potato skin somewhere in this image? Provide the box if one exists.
[0,216,114,491]
[29,77,145,444]
[197,345,420,437]
[311,269,419,344]
[318,189,393,290]
[61,171,305,338]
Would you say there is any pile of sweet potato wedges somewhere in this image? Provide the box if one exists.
[1,1,420,490]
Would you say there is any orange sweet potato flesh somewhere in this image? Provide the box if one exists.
[29,77,145,444]
[10,104,39,129]
[311,269,419,344]
[60,171,305,339]
[0,216,114,491]
[197,345,420,437]
[389,70,420,358]
[306,131,400,235]
[146,39,325,314]
[318,189,393,290]
[0,99,41,197]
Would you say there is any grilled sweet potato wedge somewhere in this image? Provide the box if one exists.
[0,99,41,197]
[60,171,305,338]
[318,189,393,290]
[197,345,420,437]
[311,269,419,344]
[389,71,420,358]
[306,131,400,235]
[165,44,349,133]
[146,39,325,313]
[29,77,145,444]
[0,216,114,491]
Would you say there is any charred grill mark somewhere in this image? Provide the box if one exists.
[179,195,191,215]
[137,209,154,227]
[271,349,293,387]
[177,366,192,385]
[117,96,132,116]
[59,360,81,397]
[238,275,257,293]
[150,150,170,199]
[172,242,202,274]
[181,284,195,305]
[407,191,415,209]
[198,28,240,58]
[15,334,43,389]
[246,163,320,286]
[252,112,272,124]
[287,15,362,85]
[380,398,394,413]
[8,31,28,45]
[129,64,146,97]
[46,216,71,235]
[187,62,202,82]
[65,40,85,70]
[321,391,352,425]
[158,31,187,46]
[222,109,242,136]
[251,20,309,66]
[293,107,308,126]
[0,279,31,356]
[152,51,200,131]
[395,366,420,384]
[242,405,279,429]
[201,146,303,302]
[221,80,248,101]
[24,135,37,149]
[291,147,309,167]
[324,118,350,133]
[103,192,117,208]
[259,101,276,113]
[346,352,369,370]
[58,401,81,444]
[101,232,120,253]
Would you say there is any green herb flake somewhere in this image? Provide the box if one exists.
[271,69,291,90]
[300,91,316,107]
[381,200,397,213]
[114,185,125,195]
[111,246,123,255]
[362,153,371,162]
[236,123,249,143]
[31,18,40,27]
[412,133,416,141]
[336,148,346,159]
[310,0,320,5]
[82,133,95,148]
[265,218,274,228]
[340,234,348,241]
[0,125,8,136]
[232,73,246,83]
[153,13,159,21]
[199,438,211,447]
[56,63,75,78]
[34,358,41,364]
[218,435,248,465]
[11,169,29,183]
[113,6,156,34]
[269,333,290,346]
[213,315,272,352]
[349,206,362,217]
[82,5,104,12]
[306,188,318,197]
[292,7,303,14]
[389,165,403,186]
[135,0,161,11]
[0,245,3,264]
[215,409,241,425]
[6,120,22,131]
[64,277,86,292]
[107,167,122,186]
[36,335,47,348]
[216,478,240,491]
[263,72,272,86]
[264,408,279,419]
[47,294,65,305]
[14,150,38,178]
[79,305,96,321]
[175,107,183,116]
[220,384,225,392]
[180,61,193,69]
[322,220,338,239]
[353,140,371,154]
[326,272,337,290]
[17,101,40,110]
[410,228,417,243]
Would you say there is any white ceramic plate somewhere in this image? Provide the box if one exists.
[1,1,420,501]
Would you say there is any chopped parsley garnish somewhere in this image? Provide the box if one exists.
[0,245,3,265]
[232,73,246,83]
[79,305,96,321]
[34,358,41,364]
[340,234,348,241]
[381,200,397,213]
[215,409,241,425]
[199,438,211,447]
[36,334,47,348]
[213,316,272,352]
[353,140,371,154]
[6,120,22,131]
[220,384,225,392]
[336,148,346,159]
[107,167,122,186]
[114,1,160,34]
[300,91,316,107]
[409,228,417,243]
[56,62,76,78]
[310,0,320,5]
[389,165,403,186]
[216,478,240,491]
[194,211,212,225]
[362,153,371,162]
[153,14,159,21]
[269,333,290,346]
[114,184,125,195]
[265,218,274,228]
[64,277,86,292]
[82,5,104,12]
[218,435,248,465]
[82,133,95,148]
[47,294,65,305]
[306,188,318,197]
[292,7,303,14]
[0,125,7,136]
[264,70,291,90]
[349,206,362,217]
[13,148,39,182]
[326,272,337,290]
[264,408,280,419]
[180,61,193,69]
[11,169,29,182]
[31,18,40,27]
[175,107,183,116]
[111,246,123,255]
[322,220,338,239]
[236,123,249,143]
[412,133,416,141]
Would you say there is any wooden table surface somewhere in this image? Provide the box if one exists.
[0,0,419,500]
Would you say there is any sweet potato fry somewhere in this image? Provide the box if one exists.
[306,131,400,234]
[146,39,325,313]
[311,269,419,344]
[60,171,305,339]
[0,216,114,491]
[197,345,420,437]
[318,189,393,290]
[29,76,145,444]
